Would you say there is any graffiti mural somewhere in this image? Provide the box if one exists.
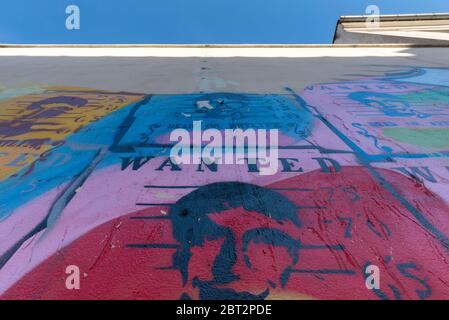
[1,67,449,300]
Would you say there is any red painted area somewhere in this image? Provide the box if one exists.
[4,166,449,300]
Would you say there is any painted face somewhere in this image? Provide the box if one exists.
[185,206,301,300]
[169,182,300,300]
[29,96,88,117]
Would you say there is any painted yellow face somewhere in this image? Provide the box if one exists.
[0,87,144,181]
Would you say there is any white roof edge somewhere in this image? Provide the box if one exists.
[0,46,445,58]
[340,13,449,23]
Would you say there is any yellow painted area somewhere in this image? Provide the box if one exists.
[0,145,50,180]
[0,86,144,180]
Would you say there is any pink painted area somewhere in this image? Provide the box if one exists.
[0,185,66,256]
[302,81,447,155]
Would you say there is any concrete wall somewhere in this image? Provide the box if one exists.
[333,23,449,44]
[0,47,449,300]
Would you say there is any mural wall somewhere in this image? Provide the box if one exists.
[1,67,449,300]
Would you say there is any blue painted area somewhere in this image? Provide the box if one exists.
[393,68,449,88]
[0,100,140,220]
[1,1,449,44]
[117,93,313,152]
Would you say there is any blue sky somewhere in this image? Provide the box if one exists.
[1,0,449,43]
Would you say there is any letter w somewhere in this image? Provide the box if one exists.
[393,166,437,183]
[120,157,154,171]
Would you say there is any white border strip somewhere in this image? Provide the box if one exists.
[0,47,417,57]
